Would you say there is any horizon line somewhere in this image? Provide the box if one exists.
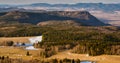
[0,2,120,5]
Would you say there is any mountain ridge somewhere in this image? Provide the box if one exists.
[0,11,109,26]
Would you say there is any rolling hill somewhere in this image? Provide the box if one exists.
[0,11,108,26]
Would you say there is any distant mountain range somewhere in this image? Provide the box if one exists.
[0,11,108,26]
[0,3,119,26]
[0,3,120,12]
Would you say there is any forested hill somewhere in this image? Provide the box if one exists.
[0,11,108,26]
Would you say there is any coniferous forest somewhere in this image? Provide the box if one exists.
[0,24,119,57]
[0,12,119,62]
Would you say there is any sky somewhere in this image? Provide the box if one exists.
[0,0,119,5]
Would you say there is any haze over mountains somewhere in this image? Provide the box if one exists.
[0,3,120,26]
[0,3,120,12]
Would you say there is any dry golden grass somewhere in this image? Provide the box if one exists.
[0,46,43,60]
[0,46,119,63]
[0,36,44,60]
[0,37,35,43]
[48,51,120,63]
[0,36,119,63]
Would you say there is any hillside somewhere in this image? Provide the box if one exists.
[0,11,108,26]
[37,20,81,26]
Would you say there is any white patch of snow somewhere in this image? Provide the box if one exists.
[25,46,38,50]
[29,36,42,44]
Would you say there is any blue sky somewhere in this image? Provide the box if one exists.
[0,0,119,4]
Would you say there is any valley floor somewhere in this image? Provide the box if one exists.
[0,37,119,63]
[0,46,43,60]
[0,45,119,63]
[48,50,120,63]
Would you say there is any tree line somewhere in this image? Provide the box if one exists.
[34,30,120,56]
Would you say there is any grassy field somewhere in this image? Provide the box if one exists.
[48,50,120,63]
[0,46,43,60]
[0,37,35,43]
[0,37,119,63]
[0,36,43,60]
[0,46,119,63]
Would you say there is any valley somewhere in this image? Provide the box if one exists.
[90,11,120,26]
[0,3,119,63]
[0,25,119,63]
